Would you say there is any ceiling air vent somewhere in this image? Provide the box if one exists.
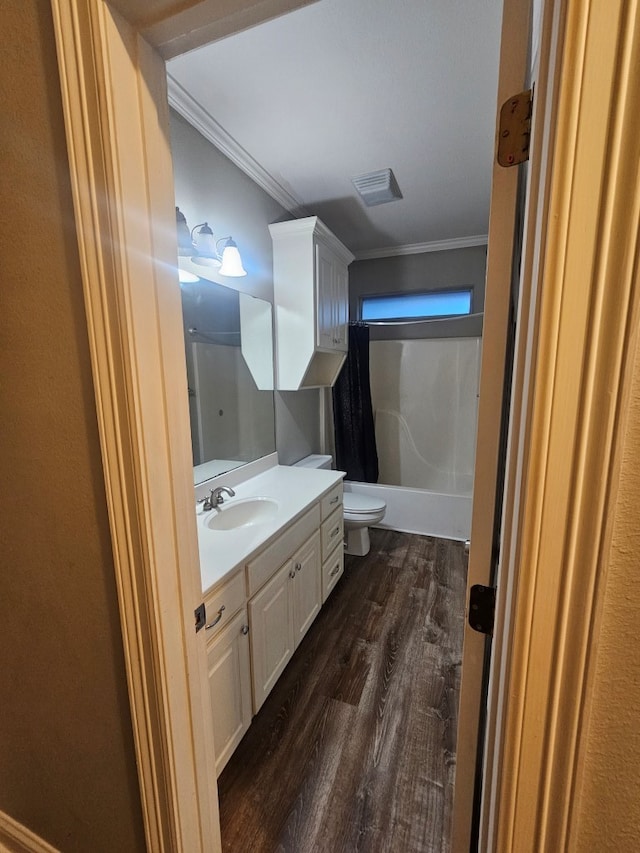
[352,168,403,207]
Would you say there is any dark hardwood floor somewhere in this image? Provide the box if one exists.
[218,529,467,853]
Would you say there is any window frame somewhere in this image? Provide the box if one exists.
[358,286,475,324]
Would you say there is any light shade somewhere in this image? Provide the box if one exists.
[176,207,194,256]
[218,237,247,277]
[192,222,219,260]
[178,267,199,284]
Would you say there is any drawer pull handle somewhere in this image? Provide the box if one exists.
[330,564,341,577]
[330,495,340,505]
[205,605,225,629]
[241,624,249,635]
[295,562,302,572]
[330,526,340,538]
[289,568,296,579]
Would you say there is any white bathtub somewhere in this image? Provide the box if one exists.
[344,480,472,542]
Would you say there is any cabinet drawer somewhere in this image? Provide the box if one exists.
[321,507,344,561]
[321,483,343,520]
[247,504,320,596]
[204,570,246,640]
[322,548,344,602]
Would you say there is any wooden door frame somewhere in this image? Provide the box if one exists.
[486,0,640,848]
[51,0,640,850]
[50,3,221,850]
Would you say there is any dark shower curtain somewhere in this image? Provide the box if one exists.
[332,323,379,482]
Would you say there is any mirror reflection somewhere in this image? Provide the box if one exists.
[180,277,276,484]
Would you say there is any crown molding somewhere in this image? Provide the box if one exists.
[354,234,488,261]
[167,75,308,217]
[167,76,487,261]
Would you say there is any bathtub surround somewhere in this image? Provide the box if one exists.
[370,337,481,496]
[345,481,472,543]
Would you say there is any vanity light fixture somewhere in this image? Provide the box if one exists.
[176,207,248,277]
[191,224,247,277]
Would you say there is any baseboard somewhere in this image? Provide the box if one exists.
[0,812,59,853]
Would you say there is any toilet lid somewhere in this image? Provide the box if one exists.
[343,492,386,514]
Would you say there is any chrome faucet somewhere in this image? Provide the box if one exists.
[201,485,236,511]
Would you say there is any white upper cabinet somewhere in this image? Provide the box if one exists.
[269,216,354,390]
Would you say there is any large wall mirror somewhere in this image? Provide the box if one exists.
[180,277,276,484]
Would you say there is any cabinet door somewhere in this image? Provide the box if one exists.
[315,240,336,350]
[291,531,322,649]
[207,608,252,776]
[332,261,349,351]
[248,559,295,713]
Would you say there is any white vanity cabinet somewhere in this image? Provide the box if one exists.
[248,529,322,713]
[269,216,354,390]
[199,471,344,769]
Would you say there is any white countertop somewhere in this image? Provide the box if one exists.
[197,464,345,594]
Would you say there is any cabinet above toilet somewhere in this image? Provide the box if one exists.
[269,216,354,390]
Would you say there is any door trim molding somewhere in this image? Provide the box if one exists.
[0,811,60,853]
[50,2,220,850]
[480,0,566,847]
[495,0,640,848]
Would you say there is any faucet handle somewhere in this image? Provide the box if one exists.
[197,485,235,511]
[198,489,218,511]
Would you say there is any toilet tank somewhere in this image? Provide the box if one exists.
[292,454,333,470]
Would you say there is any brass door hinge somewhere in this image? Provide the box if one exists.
[497,88,533,167]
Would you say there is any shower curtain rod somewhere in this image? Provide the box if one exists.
[352,311,484,327]
[188,326,239,340]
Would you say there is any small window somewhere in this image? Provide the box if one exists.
[360,289,473,322]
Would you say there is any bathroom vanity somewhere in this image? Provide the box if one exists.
[196,461,344,775]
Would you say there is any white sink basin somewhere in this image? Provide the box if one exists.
[205,497,279,531]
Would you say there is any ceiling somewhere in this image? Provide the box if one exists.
[167,0,504,258]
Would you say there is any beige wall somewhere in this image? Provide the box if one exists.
[0,3,145,851]
[573,331,640,850]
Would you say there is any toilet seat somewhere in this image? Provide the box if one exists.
[343,493,386,515]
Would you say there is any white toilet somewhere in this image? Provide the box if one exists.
[292,455,386,556]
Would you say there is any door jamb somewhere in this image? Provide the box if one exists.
[50,2,220,850]
[486,0,640,848]
[451,0,532,847]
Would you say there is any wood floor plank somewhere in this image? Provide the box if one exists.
[218,530,467,853]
